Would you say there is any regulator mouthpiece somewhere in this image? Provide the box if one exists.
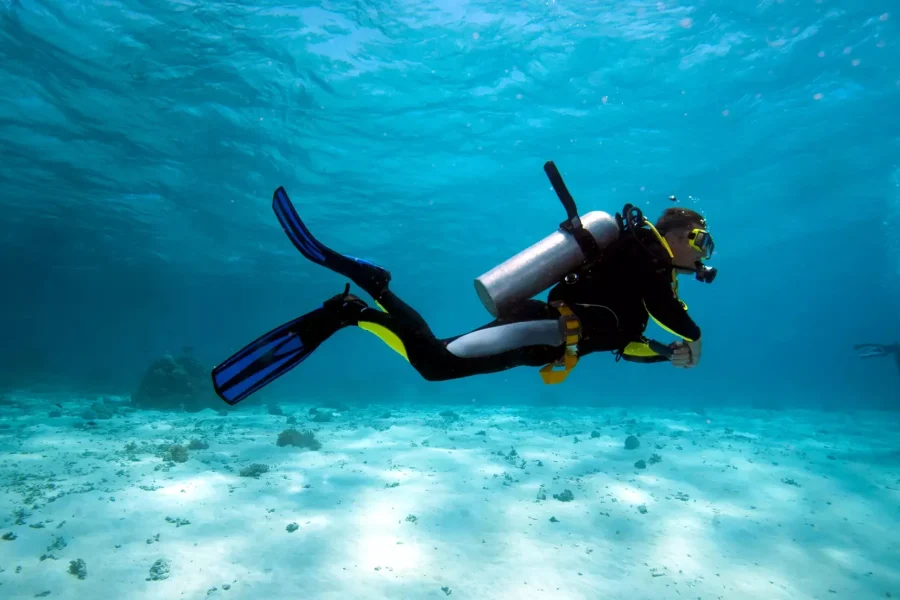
[695,262,717,284]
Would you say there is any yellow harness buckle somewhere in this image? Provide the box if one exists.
[539,301,581,384]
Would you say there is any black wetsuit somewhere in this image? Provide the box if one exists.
[354,228,702,381]
[548,228,701,357]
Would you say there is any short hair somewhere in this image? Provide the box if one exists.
[655,207,707,235]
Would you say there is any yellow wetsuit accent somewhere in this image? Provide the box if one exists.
[643,300,697,342]
[641,220,697,342]
[358,321,409,360]
[619,339,669,363]
[357,301,410,360]
[622,340,659,357]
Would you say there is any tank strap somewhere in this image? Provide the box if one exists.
[539,301,581,384]
[560,217,605,264]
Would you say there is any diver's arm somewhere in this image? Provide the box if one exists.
[855,343,896,358]
[641,272,702,343]
[640,269,702,366]
[620,353,668,364]
[619,344,669,363]
[854,343,900,374]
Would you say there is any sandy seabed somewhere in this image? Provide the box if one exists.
[0,395,898,600]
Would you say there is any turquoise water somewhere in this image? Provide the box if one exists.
[1,1,898,404]
[2,4,900,598]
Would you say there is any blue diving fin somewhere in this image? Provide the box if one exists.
[272,186,391,298]
[272,186,331,265]
[212,315,316,405]
[212,285,369,405]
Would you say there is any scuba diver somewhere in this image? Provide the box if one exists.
[854,343,900,374]
[211,161,718,405]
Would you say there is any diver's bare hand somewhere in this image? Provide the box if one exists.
[670,340,700,368]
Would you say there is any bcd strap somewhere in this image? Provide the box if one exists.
[616,204,646,234]
[539,301,581,384]
[618,204,684,298]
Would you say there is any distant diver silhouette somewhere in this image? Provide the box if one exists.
[854,343,900,374]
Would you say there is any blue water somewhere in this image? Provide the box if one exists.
[2,4,900,598]
[1,0,898,408]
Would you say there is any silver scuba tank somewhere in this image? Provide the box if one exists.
[474,209,621,318]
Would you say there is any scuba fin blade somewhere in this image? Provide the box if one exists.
[212,316,314,405]
[271,186,391,298]
[272,186,331,265]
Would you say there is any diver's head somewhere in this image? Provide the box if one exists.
[655,207,714,275]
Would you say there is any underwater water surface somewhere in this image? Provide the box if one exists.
[0,0,899,599]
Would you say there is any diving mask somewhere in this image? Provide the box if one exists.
[687,228,716,283]
[687,228,715,260]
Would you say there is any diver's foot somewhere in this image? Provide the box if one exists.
[323,283,370,326]
[344,256,391,301]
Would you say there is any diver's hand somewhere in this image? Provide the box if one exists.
[670,344,693,368]
[854,343,891,358]
[670,339,701,368]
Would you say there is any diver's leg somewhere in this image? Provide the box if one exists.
[372,290,433,333]
[215,283,566,397]
[356,295,565,381]
[375,291,553,335]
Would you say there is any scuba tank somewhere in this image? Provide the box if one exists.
[474,161,717,318]
[474,162,620,318]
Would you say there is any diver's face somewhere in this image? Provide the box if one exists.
[666,224,707,269]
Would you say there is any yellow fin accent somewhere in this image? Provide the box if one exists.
[358,321,409,361]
